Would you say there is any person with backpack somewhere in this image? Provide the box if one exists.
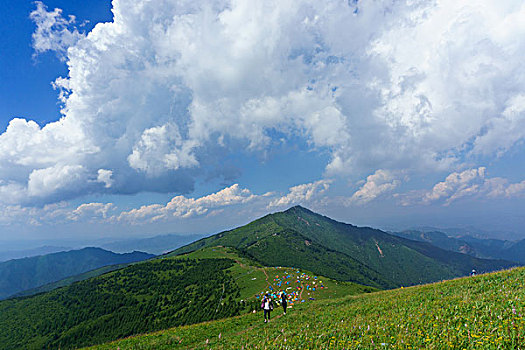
[261,294,273,322]
[281,292,287,315]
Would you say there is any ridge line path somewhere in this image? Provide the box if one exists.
[232,267,308,338]
[232,268,287,337]
[262,268,273,290]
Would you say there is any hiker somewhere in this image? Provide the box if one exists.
[471,269,477,277]
[281,292,287,315]
[262,294,273,322]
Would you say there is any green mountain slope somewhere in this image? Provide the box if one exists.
[172,206,516,287]
[0,256,239,350]
[241,228,393,288]
[12,262,135,298]
[0,247,154,300]
[87,266,525,350]
[0,246,369,350]
[172,211,394,288]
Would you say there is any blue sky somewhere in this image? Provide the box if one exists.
[1,0,524,246]
[0,1,112,130]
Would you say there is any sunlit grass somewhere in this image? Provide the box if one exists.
[87,267,525,349]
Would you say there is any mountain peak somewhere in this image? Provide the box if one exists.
[283,205,312,214]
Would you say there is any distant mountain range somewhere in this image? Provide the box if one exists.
[0,246,72,262]
[393,230,525,263]
[172,206,516,288]
[100,233,206,254]
[408,225,523,241]
[0,233,206,262]
[0,247,154,300]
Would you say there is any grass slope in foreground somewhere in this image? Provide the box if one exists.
[0,247,369,350]
[88,266,525,349]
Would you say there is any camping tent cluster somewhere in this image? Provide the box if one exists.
[255,270,326,306]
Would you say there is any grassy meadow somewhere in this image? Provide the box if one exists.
[172,246,376,305]
[87,266,525,349]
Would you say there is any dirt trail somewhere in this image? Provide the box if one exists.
[262,268,274,290]
[232,268,284,338]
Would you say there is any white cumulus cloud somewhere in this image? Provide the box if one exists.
[70,202,115,221]
[118,183,259,223]
[30,1,84,60]
[127,123,198,175]
[0,0,523,208]
[423,168,487,205]
[268,180,331,208]
[349,170,401,205]
[97,169,114,188]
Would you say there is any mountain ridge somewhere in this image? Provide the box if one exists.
[171,205,517,287]
[100,233,206,255]
[0,246,72,262]
[0,247,154,300]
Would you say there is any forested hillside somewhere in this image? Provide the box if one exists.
[0,257,240,350]
[0,247,154,300]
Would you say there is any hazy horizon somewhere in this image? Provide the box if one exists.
[1,205,523,253]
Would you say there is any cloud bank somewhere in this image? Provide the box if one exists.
[0,180,330,227]
[1,0,524,208]
[117,184,259,223]
[401,167,525,206]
